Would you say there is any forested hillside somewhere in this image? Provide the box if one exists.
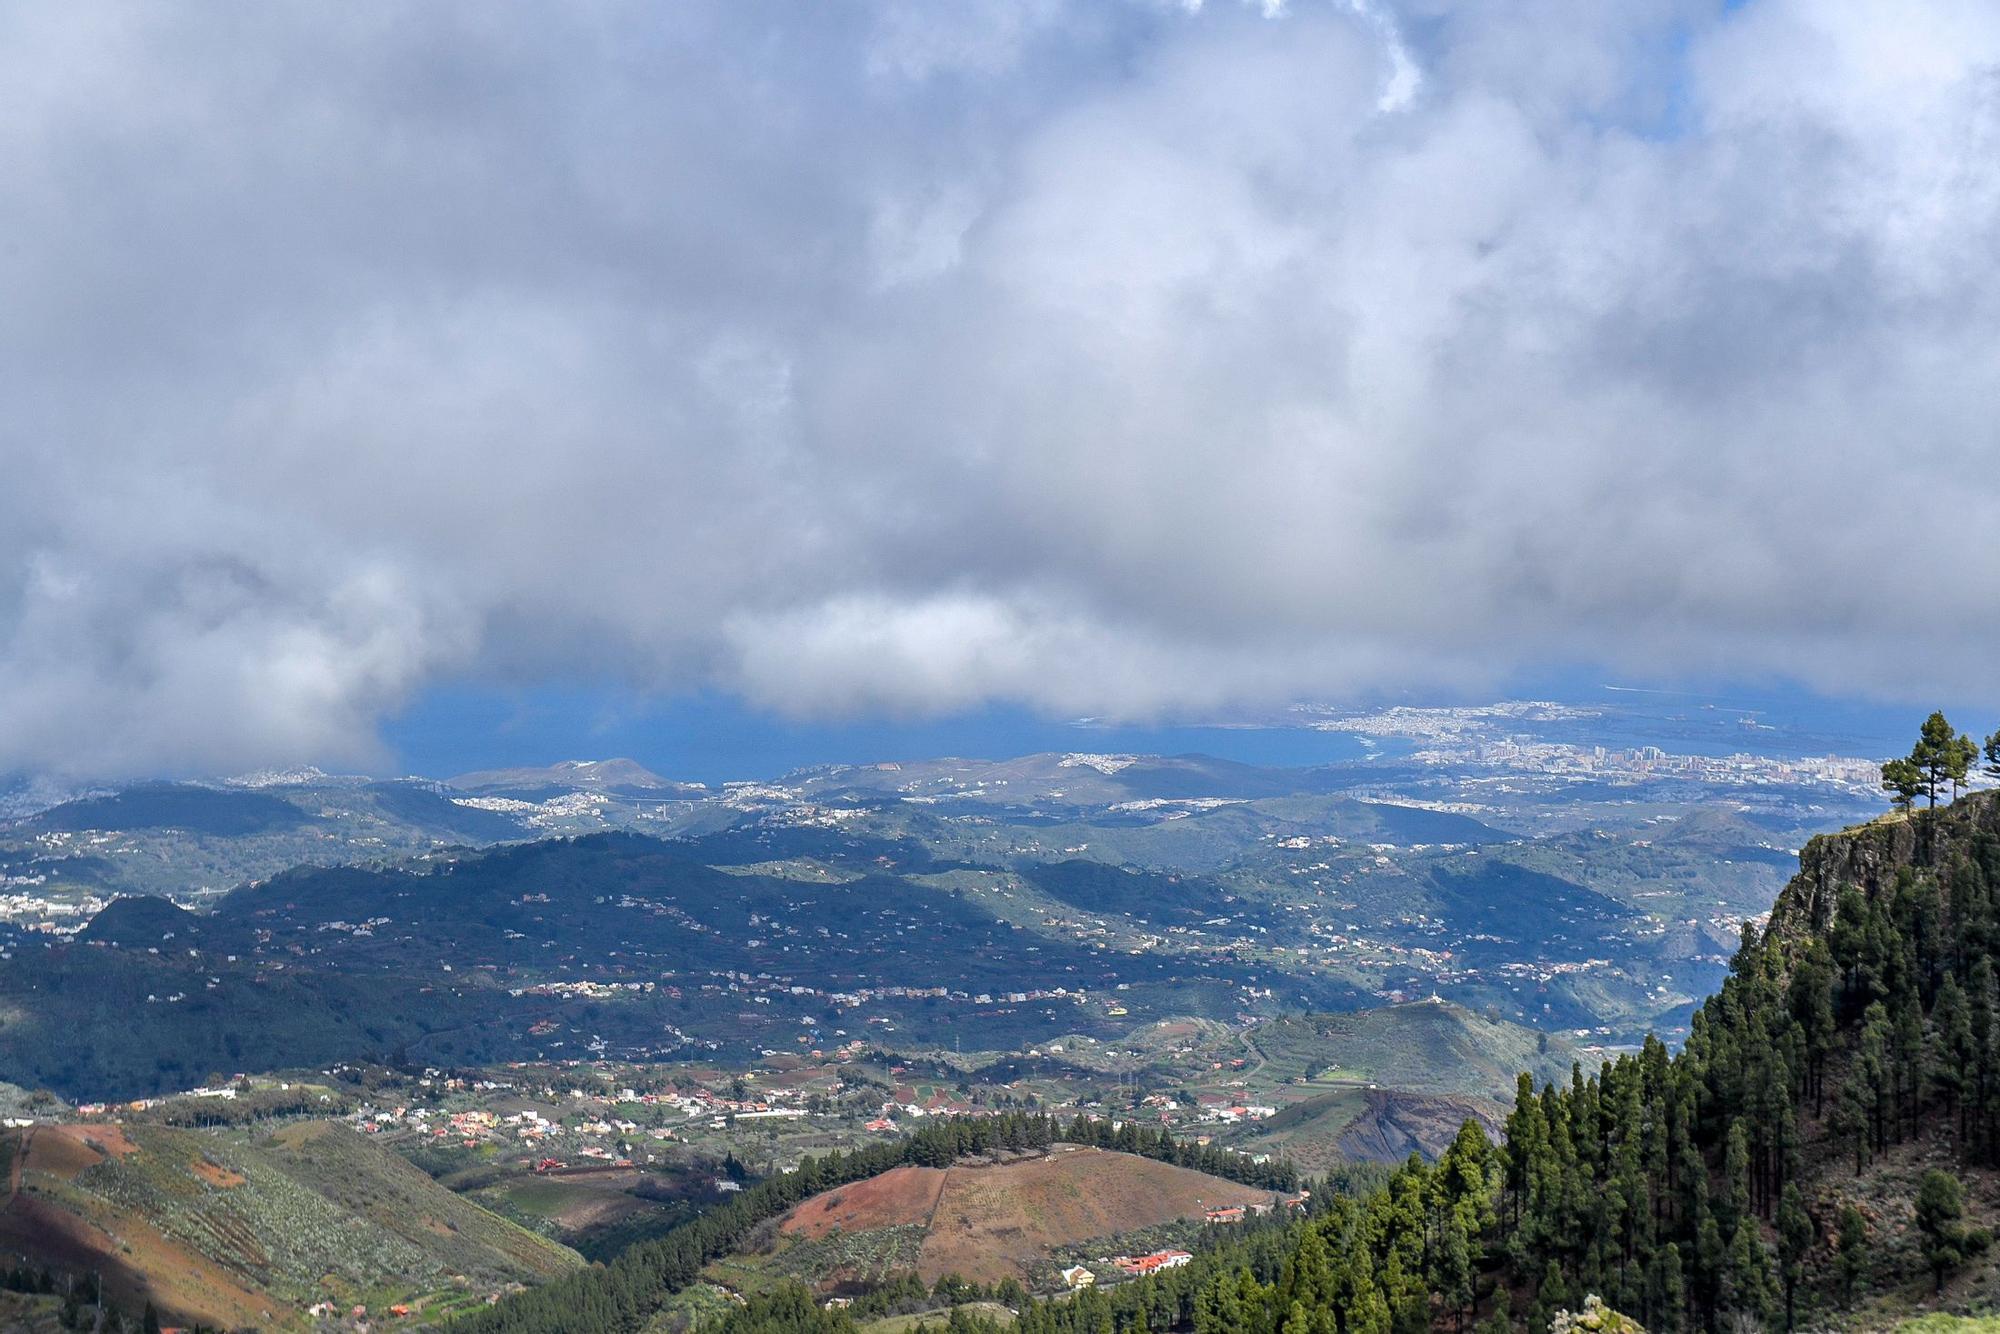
[472,786,2000,1333]
[458,1111,1296,1334]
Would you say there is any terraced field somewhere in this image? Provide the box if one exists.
[719,1147,1276,1291]
[471,1166,697,1261]
[0,1120,581,1329]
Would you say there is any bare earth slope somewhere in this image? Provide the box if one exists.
[777,1146,1273,1285]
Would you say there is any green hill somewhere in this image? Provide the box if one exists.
[33,783,312,836]
[5,832,1371,1100]
[1233,1085,1506,1169]
[1243,998,1581,1100]
[0,1119,580,1329]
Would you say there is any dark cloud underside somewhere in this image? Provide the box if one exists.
[3,1,1997,775]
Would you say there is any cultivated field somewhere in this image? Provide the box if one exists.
[0,1120,581,1329]
[763,1146,1274,1286]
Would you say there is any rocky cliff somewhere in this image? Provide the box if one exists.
[1768,789,2000,943]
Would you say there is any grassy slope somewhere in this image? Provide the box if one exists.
[0,1291,71,1334]
[1242,999,1579,1099]
[860,1301,1019,1332]
[0,1120,579,1329]
[1236,1087,1506,1170]
[257,1121,582,1280]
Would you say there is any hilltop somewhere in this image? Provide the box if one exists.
[448,758,702,798]
[714,1146,1278,1290]
[4,776,534,899]
[1771,792,2000,944]
[0,1119,580,1328]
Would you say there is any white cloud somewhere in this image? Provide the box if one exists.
[2,0,1998,776]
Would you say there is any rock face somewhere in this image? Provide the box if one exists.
[1550,1295,1645,1333]
[1768,791,2000,942]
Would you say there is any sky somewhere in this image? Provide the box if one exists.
[3,1,1999,779]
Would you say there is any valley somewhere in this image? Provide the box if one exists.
[0,724,1971,1331]
[12,5,1994,1326]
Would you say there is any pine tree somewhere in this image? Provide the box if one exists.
[1530,1261,1570,1334]
[1277,1223,1333,1317]
[1191,1273,1234,1334]
[1501,1074,1545,1237]
[1723,1214,1774,1326]
[1645,1242,1685,1334]
[1952,736,1984,800]
[1694,1209,1724,1331]
[1973,957,2000,1162]
[1947,732,1979,801]
[1777,1183,1812,1331]
[1911,712,1965,809]
[1916,1169,1974,1295]
[1722,1120,1752,1232]
[1789,942,1837,1113]
[1929,973,1974,1140]
[1435,1213,1475,1331]
[1858,1003,1892,1155]
[1883,757,1926,815]
[1347,1272,1392,1334]
[1836,1203,1870,1298]
[1893,994,1928,1143]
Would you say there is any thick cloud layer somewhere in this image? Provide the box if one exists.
[4,1,1998,776]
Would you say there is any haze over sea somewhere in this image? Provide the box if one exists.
[383,677,1955,786]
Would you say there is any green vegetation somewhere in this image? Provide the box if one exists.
[1914,1169,1990,1296]
[4,832,1362,1100]
[1548,1295,1644,1332]
[458,1114,1293,1334]
[859,1301,1017,1333]
[1883,712,1981,813]
[714,1223,927,1293]
[484,777,2000,1334]
[1244,1001,1578,1100]
[0,1120,578,1328]
[16,720,2000,1329]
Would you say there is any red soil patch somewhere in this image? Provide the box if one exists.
[778,1148,1275,1286]
[67,1123,139,1159]
[17,1126,109,1181]
[0,1184,275,1329]
[916,1148,1269,1285]
[782,1165,947,1239]
[191,1156,247,1189]
[0,1125,278,1328]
